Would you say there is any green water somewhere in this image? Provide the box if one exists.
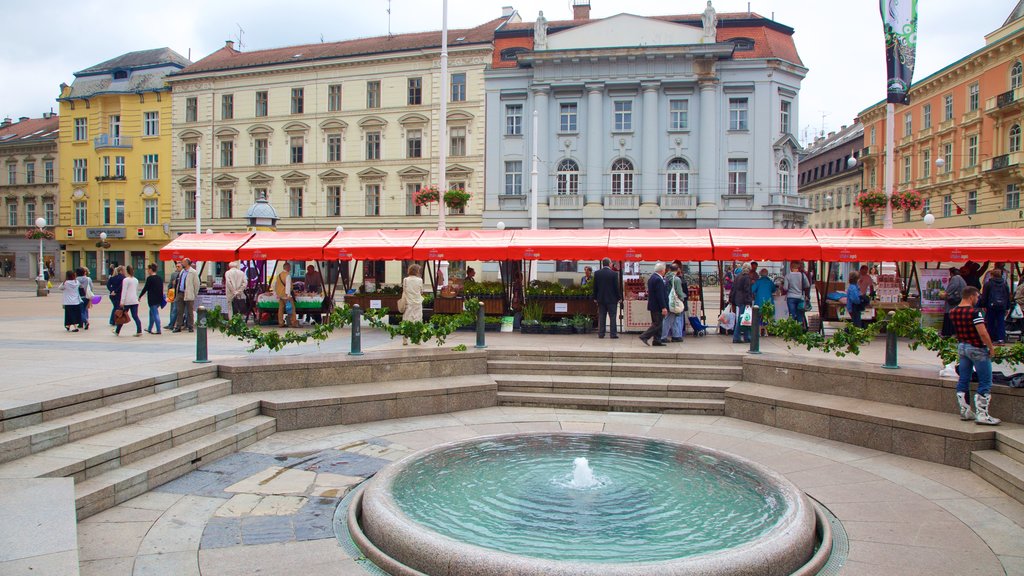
[390,435,788,563]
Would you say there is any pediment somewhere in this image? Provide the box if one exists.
[357,167,388,180]
[282,121,310,133]
[447,110,474,123]
[773,133,802,152]
[215,127,239,138]
[398,113,429,126]
[179,129,203,141]
[319,169,347,181]
[246,171,274,184]
[213,174,238,185]
[358,116,388,128]
[397,166,430,179]
[177,175,196,186]
[319,118,348,131]
[547,13,703,51]
[446,163,473,176]
[247,124,273,136]
[281,170,309,182]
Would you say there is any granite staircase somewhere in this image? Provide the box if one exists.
[971,429,1024,506]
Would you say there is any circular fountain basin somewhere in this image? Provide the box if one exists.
[356,433,817,576]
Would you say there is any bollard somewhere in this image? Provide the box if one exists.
[882,311,899,369]
[349,305,364,356]
[748,305,762,355]
[475,303,487,349]
[194,306,211,364]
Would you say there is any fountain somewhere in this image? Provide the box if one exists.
[349,433,825,576]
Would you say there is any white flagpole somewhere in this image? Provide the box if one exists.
[195,144,201,234]
[438,0,448,232]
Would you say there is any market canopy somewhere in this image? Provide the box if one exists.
[507,229,611,261]
[322,229,423,261]
[813,229,929,262]
[159,232,254,262]
[914,229,1024,262]
[237,230,339,261]
[710,229,821,261]
[607,229,714,261]
[412,230,514,261]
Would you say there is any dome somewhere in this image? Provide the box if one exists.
[245,197,278,220]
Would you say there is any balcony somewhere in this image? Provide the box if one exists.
[658,194,695,210]
[497,194,527,210]
[766,193,811,211]
[548,194,583,210]
[983,152,1021,174]
[960,109,982,127]
[603,194,639,209]
[985,88,1023,116]
[93,134,132,150]
[936,119,956,135]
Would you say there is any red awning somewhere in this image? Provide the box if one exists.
[814,228,928,262]
[159,232,254,262]
[711,229,821,261]
[236,230,339,261]
[412,230,514,261]
[606,229,714,261]
[507,229,611,260]
[322,229,424,261]
[914,229,1024,262]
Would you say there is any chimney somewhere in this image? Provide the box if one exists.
[840,125,847,131]
[1,118,11,128]
[501,5,514,17]
[573,0,591,20]
[225,40,235,50]
[18,116,29,123]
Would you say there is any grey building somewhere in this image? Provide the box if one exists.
[483,2,810,231]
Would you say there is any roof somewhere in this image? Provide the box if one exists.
[801,122,864,159]
[710,229,821,261]
[606,229,714,261]
[63,48,190,101]
[237,230,339,261]
[0,115,60,147]
[175,18,507,77]
[75,48,190,76]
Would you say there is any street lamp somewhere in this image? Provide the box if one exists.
[34,217,47,296]
[923,213,936,227]
[496,221,506,231]
[935,158,945,170]
[99,232,107,281]
[847,157,857,169]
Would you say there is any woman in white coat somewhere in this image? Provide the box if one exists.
[115,265,142,336]
[59,270,82,332]
[400,264,424,345]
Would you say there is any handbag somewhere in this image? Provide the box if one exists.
[801,300,813,312]
[397,279,408,313]
[1011,303,1023,320]
[113,308,131,326]
[668,289,685,314]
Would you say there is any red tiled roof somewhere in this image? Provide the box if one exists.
[175,18,506,76]
[0,116,60,146]
[717,26,803,66]
[501,11,776,32]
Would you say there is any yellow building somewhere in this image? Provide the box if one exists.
[57,48,190,280]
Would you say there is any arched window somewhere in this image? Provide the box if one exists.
[1012,61,1023,90]
[556,159,579,195]
[610,158,634,194]
[666,158,690,194]
[1010,124,1022,153]
[778,159,792,194]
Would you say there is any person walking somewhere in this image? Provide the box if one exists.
[224,261,248,318]
[846,271,866,329]
[115,265,142,337]
[783,261,810,326]
[274,262,298,328]
[942,267,967,337]
[106,266,126,326]
[730,264,754,343]
[662,263,686,343]
[980,268,1011,344]
[639,263,668,346]
[172,259,199,333]
[76,267,93,330]
[58,270,82,332]
[139,263,164,334]
[950,287,1000,425]
[399,264,425,345]
[302,264,324,324]
[752,268,776,334]
[593,258,622,339]
[165,262,182,329]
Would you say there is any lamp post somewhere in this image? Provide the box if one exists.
[34,217,47,296]
[99,232,107,282]
[923,213,935,227]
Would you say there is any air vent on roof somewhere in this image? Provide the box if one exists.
[728,38,755,51]
[455,37,466,42]
[0,135,15,141]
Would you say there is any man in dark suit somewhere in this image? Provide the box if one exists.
[592,258,622,339]
[639,262,669,346]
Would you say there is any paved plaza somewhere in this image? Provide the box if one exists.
[2,280,1024,575]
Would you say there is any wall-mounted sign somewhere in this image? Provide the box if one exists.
[85,228,126,239]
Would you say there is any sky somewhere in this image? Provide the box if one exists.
[0,0,1014,144]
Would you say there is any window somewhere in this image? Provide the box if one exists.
[450,127,466,156]
[556,159,580,195]
[186,97,197,122]
[219,189,233,218]
[220,141,234,167]
[144,199,158,225]
[407,78,421,106]
[221,94,233,119]
[729,98,749,130]
[670,100,689,131]
[450,73,466,102]
[254,138,268,165]
[290,136,304,164]
[967,135,978,167]
[968,83,979,112]
[25,162,34,185]
[903,156,912,183]
[504,161,522,195]
[289,187,303,217]
[328,84,342,111]
[922,104,932,129]
[255,91,268,117]
[943,194,953,218]
[6,164,14,185]
[666,158,690,194]
[367,81,381,109]
[327,186,342,217]
[505,104,523,136]
[24,202,35,227]
[1013,61,1023,90]
[870,126,876,145]
[923,198,931,217]
[903,112,912,137]
[560,103,578,132]
[1010,124,1021,153]
[185,143,197,169]
[102,156,110,178]
[610,158,634,194]
[44,201,54,226]
[103,199,111,225]
[365,184,380,216]
[943,94,953,121]
[142,154,158,180]
[728,159,748,195]
[366,131,381,160]
[613,101,632,131]
[73,159,87,183]
[184,193,196,219]
[942,143,953,172]
[406,183,422,215]
[778,159,791,194]
[74,118,87,141]
[327,134,342,162]
[500,47,527,61]
[74,201,87,226]
[143,111,159,136]
[115,156,125,178]
[7,203,15,226]
[44,161,53,183]
[780,100,791,134]
[922,149,931,178]
[290,88,304,114]
[967,190,978,215]
[406,130,422,158]
[1007,184,1021,210]
[115,199,124,225]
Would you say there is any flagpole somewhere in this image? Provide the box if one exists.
[437,0,448,232]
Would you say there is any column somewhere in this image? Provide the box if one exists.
[531,85,550,203]
[585,83,604,205]
[641,82,660,205]
[697,79,718,207]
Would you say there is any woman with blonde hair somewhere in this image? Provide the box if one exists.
[399,264,424,345]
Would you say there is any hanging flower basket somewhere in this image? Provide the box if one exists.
[414,185,440,206]
[25,229,54,240]
[854,190,889,212]
[444,188,471,209]
[891,189,923,212]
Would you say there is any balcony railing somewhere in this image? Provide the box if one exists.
[986,88,1022,114]
[983,152,1021,173]
[93,134,132,150]
[767,193,810,209]
[603,194,639,209]
[658,194,695,209]
[548,194,583,210]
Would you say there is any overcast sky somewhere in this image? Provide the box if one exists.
[0,0,1013,143]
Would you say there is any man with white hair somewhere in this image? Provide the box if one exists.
[224,261,248,318]
[639,262,669,346]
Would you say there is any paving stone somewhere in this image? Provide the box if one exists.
[199,516,242,550]
[198,538,355,575]
[214,493,262,518]
[136,495,224,556]
[133,550,200,576]
[299,449,390,477]
[250,495,307,516]
[240,515,295,546]
[78,556,135,576]
[225,466,316,496]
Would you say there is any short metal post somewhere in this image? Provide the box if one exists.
[475,303,486,349]
[748,305,762,355]
[349,305,364,356]
[882,311,899,369]
[194,306,210,364]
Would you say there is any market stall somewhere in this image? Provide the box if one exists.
[508,229,609,321]
[322,229,424,313]
[412,230,514,315]
[159,232,256,317]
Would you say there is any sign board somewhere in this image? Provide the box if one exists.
[554,302,568,313]
[919,268,948,314]
[369,299,382,309]
[86,228,126,239]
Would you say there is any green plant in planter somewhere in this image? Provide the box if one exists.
[464,281,504,297]
[522,302,544,325]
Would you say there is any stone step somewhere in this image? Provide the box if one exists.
[487,360,742,380]
[971,450,1024,507]
[74,415,276,520]
[0,379,232,466]
[995,429,1024,465]
[497,391,724,415]
[487,349,741,364]
[0,395,260,482]
[725,382,1011,469]
[491,374,730,399]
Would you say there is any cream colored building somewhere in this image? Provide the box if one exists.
[798,122,864,229]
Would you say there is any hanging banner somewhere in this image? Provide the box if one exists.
[880,0,919,104]
[919,268,948,314]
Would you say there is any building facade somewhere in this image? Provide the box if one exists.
[57,48,189,280]
[858,5,1024,229]
[798,122,864,229]
[0,115,60,279]
[483,2,809,231]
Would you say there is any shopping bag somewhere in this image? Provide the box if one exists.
[668,290,685,314]
[113,309,131,326]
[739,306,752,327]
[1011,303,1023,320]
[397,279,407,313]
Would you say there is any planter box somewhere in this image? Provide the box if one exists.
[344,294,400,312]
[537,298,597,317]
[436,296,504,315]
[521,323,541,334]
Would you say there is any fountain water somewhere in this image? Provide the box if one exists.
[569,456,598,489]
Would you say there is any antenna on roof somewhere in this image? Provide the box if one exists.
[387,0,394,38]
[320,34,325,43]
[235,23,245,50]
